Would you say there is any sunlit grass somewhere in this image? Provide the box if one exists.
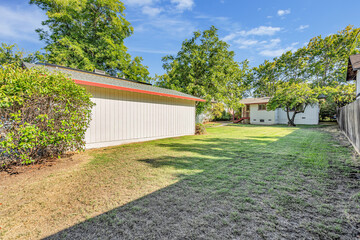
[1,125,359,239]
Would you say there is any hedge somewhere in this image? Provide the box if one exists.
[0,64,94,168]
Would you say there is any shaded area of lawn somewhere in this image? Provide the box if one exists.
[45,126,360,239]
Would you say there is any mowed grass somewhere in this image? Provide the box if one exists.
[1,125,360,239]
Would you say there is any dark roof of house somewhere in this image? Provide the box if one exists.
[239,97,271,104]
[23,62,204,102]
[346,54,360,81]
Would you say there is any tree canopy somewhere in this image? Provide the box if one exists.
[30,0,150,82]
[267,82,321,126]
[156,26,250,114]
[252,25,360,98]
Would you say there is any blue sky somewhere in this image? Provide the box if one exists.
[0,0,359,77]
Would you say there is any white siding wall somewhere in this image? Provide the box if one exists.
[275,104,319,125]
[249,104,276,125]
[357,71,360,99]
[84,86,196,149]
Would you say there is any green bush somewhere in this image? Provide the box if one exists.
[214,110,232,121]
[0,64,94,168]
[195,123,207,135]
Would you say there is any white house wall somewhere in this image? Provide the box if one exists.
[84,85,196,149]
[249,104,276,125]
[275,104,319,125]
[357,71,360,99]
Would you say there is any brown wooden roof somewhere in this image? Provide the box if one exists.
[346,54,360,81]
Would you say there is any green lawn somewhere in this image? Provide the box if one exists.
[1,125,359,239]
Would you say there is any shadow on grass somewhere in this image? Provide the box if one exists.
[45,128,359,239]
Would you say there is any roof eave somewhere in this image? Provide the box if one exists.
[74,79,206,102]
[346,59,357,81]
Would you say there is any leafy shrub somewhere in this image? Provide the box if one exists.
[214,110,232,121]
[210,103,224,120]
[0,64,94,168]
[195,123,207,135]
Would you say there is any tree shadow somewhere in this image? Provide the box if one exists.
[44,129,359,239]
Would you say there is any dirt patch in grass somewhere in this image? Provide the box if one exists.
[1,125,360,239]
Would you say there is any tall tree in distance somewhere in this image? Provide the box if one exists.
[307,25,360,87]
[223,60,251,120]
[252,60,279,97]
[276,47,309,84]
[156,26,244,114]
[30,0,150,82]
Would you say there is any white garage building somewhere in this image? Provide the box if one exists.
[24,63,204,149]
[238,97,319,125]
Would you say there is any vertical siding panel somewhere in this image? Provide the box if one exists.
[125,91,128,140]
[105,88,110,142]
[85,85,197,148]
[153,95,156,137]
[110,89,115,141]
[133,93,137,139]
[114,89,119,141]
[119,90,124,140]
[101,90,106,142]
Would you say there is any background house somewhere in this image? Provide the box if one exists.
[239,97,319,125]
[24,63,204,149]
[346,54,360,99]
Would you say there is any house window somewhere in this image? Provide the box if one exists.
[246,105,250,111]
[268,119,272,121]
[260,119,265,122]
[258,104,266,110]
[253,119,256,121]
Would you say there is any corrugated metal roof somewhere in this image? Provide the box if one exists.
[239,97,271,104]
[23,62,205,102]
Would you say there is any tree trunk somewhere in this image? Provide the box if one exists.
[286,108,296,126]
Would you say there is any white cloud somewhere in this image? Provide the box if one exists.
[134,15,195,38]
[123,0,155,6]
[277,9,291,16]
[223,26,281,41]
[0,5,44,43]
[234,39,259,49]
[259,47,294,57]
[142,6,162,17]
[222,33,237,42]
[242,26,281,36]
[297,25,309,31]
[170,0,194,11]
[261,38,281,49]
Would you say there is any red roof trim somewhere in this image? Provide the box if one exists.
[73,79,205,102]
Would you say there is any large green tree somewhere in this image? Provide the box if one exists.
[252,60,279,97]
[253,47,309,97]
[267,82,321,126]
[223,60,251,120]
[30,0,150,82]
[156,26,244,114]
[253,26,360,97]
[307,25,360,87]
